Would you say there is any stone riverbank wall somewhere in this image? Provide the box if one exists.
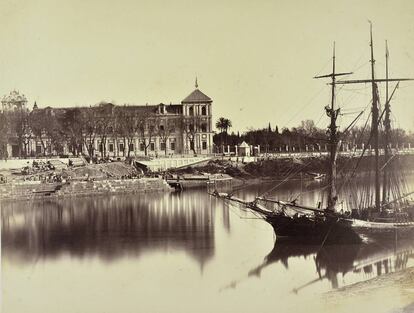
[0,178,172,202]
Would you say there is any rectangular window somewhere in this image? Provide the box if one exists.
[109,143,114,152]
[202,141,207,150]
[160,142,166,151]
[36,145,42,154]
[170,141,175,151]
[140,142,145,151]
[150,142,155,151]
[119,143,124,152]
[129,143,134,152]
[190,141,194,150]
[99,144,103,153]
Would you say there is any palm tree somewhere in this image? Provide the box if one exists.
[216,117,232,134]
[215,117,225,134]
[224,119,232,140]
[215,117,232,152]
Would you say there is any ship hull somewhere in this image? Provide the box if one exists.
[266,214,414,244]
[266,214,362,244]
[212,192,414,244]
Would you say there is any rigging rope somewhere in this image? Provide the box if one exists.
[257,159,314,198]
[337,111,372,192]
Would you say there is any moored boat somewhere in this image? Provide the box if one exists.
[210,25,414,244]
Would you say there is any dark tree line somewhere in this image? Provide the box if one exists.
[213,117,414,153]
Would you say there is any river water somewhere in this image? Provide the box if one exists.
[2,175,414,313]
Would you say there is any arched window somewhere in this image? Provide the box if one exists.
[201,123,207,132]
[201,106,207,115]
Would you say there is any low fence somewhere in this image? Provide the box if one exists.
[256,148,414,159]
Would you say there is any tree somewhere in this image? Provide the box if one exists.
[114,106,137,158]
[8,108,31,157]
[237,119,330,153]
[95,103,115,158]
[182,115,203,155]
[157,117,176,156]
[299,120,318,137]
[81,107,98,157]
[29,109,58,156]
[48,125,64,155]
[215,117,225,133]
[137,110,157,156]
[390,128,408,146]
[215,117,232,151]
[58,108,83,156]
[0,112,9,159]
[215,117,232,135]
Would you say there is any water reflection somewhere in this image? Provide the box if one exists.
[246,239,414,292]
[1,192,216,266]
[2,173,414,312]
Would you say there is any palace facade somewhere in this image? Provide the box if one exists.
[2,85,214,158]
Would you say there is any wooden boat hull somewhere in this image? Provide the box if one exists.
[266,214,362,244]
[212,192,414,244]
[266,214,414,244]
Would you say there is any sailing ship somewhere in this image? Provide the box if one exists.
[211,25,414,244]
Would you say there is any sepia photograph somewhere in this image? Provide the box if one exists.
[1,1,414,312]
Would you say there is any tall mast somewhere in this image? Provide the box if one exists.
[314,43,352,210]
[328,43,338,210]
[334,25,414,210]
[382,41,391,204]
[369,22,381,211]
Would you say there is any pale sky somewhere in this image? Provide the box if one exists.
[1,0,414,132]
